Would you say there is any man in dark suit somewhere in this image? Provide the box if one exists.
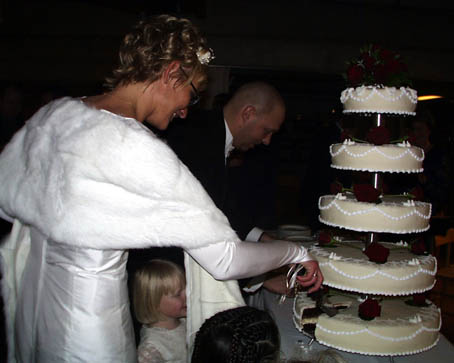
[162,82,289,294]
[166,82,284,241]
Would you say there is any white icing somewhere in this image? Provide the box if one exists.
[330,143,424,173]
[294,293,441,356]
[318,195,431,234]
[309,242,437,295]
[397,141,411,147]
[316,322,440,340]
[329,252,342,261]
[316,335,439,357]
[408,258,420,266]
[340,86,417,115]
[335,193,346,200]
[410,315,422,324]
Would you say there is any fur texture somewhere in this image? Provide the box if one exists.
[0,98,238,250]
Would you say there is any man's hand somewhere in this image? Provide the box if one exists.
[259,232,276,242]
[296,260,323,294]
[262,273,288,295]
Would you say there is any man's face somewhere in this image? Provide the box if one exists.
[233,104,285,151]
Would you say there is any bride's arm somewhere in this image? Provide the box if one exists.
[187,239,312,280]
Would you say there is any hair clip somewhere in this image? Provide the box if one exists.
[197,48,215,65]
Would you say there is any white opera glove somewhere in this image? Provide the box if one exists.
[186,240,313,281]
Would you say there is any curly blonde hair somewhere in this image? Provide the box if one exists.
[105,14,210,90]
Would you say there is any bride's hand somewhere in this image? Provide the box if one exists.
[296,260,323,294]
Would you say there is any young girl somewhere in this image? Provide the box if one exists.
[133,259,187,363]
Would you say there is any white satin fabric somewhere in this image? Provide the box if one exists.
[15,228,136,362]
[0,98,312,362]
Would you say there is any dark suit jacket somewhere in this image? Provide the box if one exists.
[165,107,258,240]
[165,108,262,291]
[165,108,228,213]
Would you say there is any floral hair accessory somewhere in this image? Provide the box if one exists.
[197,47,215,65]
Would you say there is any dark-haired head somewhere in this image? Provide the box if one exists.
[191,306,280,363]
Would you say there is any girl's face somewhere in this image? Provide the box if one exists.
[158,285,187,321]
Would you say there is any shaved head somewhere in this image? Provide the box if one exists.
[224,82,285,151]
[225,82,284,116]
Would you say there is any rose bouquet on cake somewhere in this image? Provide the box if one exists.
[345,44,412,87]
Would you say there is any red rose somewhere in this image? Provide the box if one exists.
[358,298,381,320]
[364,242,390,264]
[411,237,426,255]
[347,64,364,85]
[353,184,381,203]
[374,64,387,84]
[347,44,410,87]
[361,52,375,71]
[380,48,395,62]
[366,126,391,145]
[384,58,402,75]
[413,293,427,306]
[330,181,343,195]
[410,185,424,201]
[318,231,333,245]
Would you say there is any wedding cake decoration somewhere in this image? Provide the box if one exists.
[331,123,425,173]
[340,44,417,115]
[294,291,441,356]
[330,141,424,173]
[293,45,440,356]
[318,193,432,234]
[309,240,436,295]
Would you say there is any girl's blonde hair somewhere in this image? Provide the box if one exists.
[133,259,185,325]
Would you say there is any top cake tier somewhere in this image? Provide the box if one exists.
[341,86,417,115]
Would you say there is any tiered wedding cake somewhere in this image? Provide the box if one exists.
[293,45,441,356]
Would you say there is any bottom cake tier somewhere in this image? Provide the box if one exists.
[293,292,441,356]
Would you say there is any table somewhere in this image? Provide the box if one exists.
[247,289,454,362]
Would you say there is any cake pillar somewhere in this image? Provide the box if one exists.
[365,113,383,247]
